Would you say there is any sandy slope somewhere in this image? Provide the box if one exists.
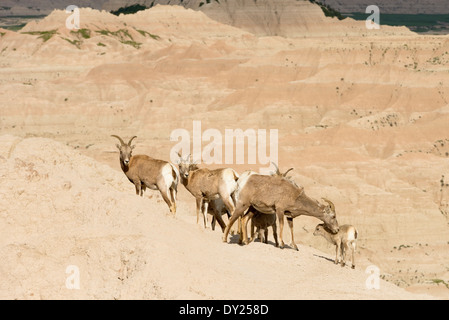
[0,5,449,299]
[0,136,433,299]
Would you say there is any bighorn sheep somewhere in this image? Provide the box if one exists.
[223,173,339,250]
[270,162,294,179]
[314,224,358,269]
[249,207,278,247]
[111,135,179,214]
[177,153,239,230]
[203,198,231,231]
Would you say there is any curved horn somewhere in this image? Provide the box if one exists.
[111,135,125,146]
[271,162,280,175]
[127,136,137,146]
[283,168,294,177]
[321,198,335,212]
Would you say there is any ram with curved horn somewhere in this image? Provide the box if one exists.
[111,135,179,214]
[223,172,339,250]
[271,162,294,178]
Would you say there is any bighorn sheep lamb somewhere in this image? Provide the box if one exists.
[111,135,179,214]
[314,224,358,269]
[249,207,278,247]
[177,153,239,230]
[223,173,339,250]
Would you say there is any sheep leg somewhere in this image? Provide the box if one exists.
[202,200,209,229]
[196,198,203,225]
[335,242,341,265]
[341,243,347,267]
[211,215,216,231]
[159,185,175,214]
[351,242,356,269]
[276,209,286,249]
[263,228,268,244]
[250,219,256,242]
[223,204,248,243]
[140,184,146,196]
[287,217,298,251]
[222,195,238,236]
[213,211,227,232]
[272,221,279,247]
[169,186,177,214]
[134,180,142,196]
[242,210,255,245]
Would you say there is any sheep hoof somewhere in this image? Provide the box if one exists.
[351,265,355,269]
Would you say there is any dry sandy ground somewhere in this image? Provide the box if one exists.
[1,4,449,299]
[0,136,434,299]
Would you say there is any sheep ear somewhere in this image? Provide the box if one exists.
[116,144,121,150]
[130,145,136,150]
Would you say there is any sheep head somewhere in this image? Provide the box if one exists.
[112,135,136,167]
[176,151,199,180]
[320,198,339,234]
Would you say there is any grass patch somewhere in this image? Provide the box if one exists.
[136,29,160,40]
[120,40,142,49]
[97,42,106,47]
[431,279,449,289]
[96,28,133,40]
[70,28,91,39]
[21,29,57,42]
[62,37,81,49]
[96,28,145,48]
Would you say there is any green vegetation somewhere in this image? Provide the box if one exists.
[110,4,147,16]
[308,0,346,20]
[431,279,449,289]
[97,42,106,47]
[96,28,132,39]
[136,29,160,40]
[21,29,57,42]
[70,28,91,39]
[62,37,81,49]
[96,28,148,49]
[121,40,142,49]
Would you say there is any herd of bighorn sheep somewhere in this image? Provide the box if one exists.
[111,135,358,269]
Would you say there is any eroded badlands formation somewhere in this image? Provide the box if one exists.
[1,3,449,299]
